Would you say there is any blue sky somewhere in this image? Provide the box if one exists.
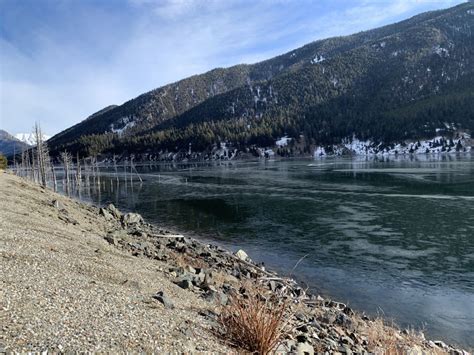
[0,0,466,136]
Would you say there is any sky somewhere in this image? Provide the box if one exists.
[0,0,466,136]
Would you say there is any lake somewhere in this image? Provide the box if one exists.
[64,154,474,347]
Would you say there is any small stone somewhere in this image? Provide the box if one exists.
[340,335,354,346]
[104,234,118,246]
[153,291,174,309]
[52,199,66,211]
[58,213,79,225]
[122,279,140,289]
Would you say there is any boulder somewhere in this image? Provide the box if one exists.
[122,213,144,226]
[235,249,249,261]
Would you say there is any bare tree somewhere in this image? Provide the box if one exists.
[34,123,50,187]
[76,153,82,187]
[50,160,57,192]
[61,151,72,194]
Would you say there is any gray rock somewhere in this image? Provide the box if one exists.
[107,204,122,219]
[296,341,314,355]
[99,207,114,221]
[58,213,79,225]
[153,291,174,309]
[340,336,354,346]
[268,280,277,291]
[336,312,354,329]
[122,212,144,225]
[276,340,296,353]
[235,249,249,261]
[434,340,449,350]
[193,271,206,284]
[175,278,193,290]
[203,289,228,306]
[104,234,118,246]
[320,312,336,325]
[338,345,352,355]
[186,265,196,274]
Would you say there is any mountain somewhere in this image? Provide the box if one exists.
[47,2,474,158]
[0,130,31,157]
[15,133,51,146]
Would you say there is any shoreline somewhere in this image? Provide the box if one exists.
[1,171,470,353]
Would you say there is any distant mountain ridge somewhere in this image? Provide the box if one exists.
[47,2,474,158]
[0,130,31,156]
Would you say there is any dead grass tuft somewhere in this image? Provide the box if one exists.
[365,317,447,355]
[218,285,292,354]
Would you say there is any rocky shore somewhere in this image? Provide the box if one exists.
[0,171,470,354]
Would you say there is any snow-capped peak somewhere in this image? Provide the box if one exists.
[15,133,51,146]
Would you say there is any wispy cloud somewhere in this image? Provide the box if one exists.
[0,0,466,135]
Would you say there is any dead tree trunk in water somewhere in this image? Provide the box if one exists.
[113,154,119,183]
[51,162,57,192]
[130,156,143,183]
[76,153,82,187]
[61,151,72,195]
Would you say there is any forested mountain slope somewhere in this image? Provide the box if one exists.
[47,2,474,158]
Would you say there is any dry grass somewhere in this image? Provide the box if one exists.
[218,286,292,354]
[170,250,208,269]
[364,317,447,355]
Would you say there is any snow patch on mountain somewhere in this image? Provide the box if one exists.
[314,134,471,157]
[311,55,325,64]
[15,133,51,146]
[110,117,136,136]
[276,136,292,147]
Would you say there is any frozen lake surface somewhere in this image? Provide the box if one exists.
[66,154,474,347]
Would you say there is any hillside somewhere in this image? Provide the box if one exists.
[47,2,474,158]
[0,129,30,157]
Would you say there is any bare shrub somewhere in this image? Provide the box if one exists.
[218,285,291,354]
